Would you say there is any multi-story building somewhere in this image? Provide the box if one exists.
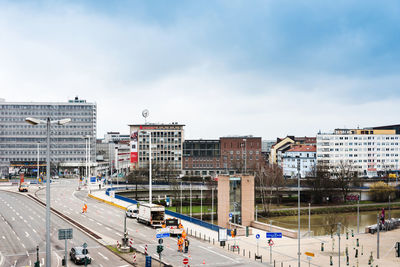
[270,136,316,166]
[183,139,221,177]
[282,145,316,178]
[316,128,400,177]
[96,132,130,177]
[0,97,96,177]
[129,123,184,173]
[220,136,262,174]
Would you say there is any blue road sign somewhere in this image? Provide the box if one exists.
[266,232,282,238]
[145,256,152,267]
[255,234,260,239]
[156,233,170,238]
[90,177,96,183]
[229,213,233,218]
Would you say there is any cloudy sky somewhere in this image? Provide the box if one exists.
[1,0,400,140]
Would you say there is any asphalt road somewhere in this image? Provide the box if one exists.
[0,190,129,267]
[35,179,268,267]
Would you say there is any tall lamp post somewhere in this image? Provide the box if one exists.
[297,156,301,267]
[140,131,152,204]
[37,142,40,184]
[83,135,91,185]
[26,117,71,267]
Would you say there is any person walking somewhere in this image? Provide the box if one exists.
[184,238,190,253]
[177,237,184,252]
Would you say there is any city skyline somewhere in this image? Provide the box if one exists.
[1,1,400,139]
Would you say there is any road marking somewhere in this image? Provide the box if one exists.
[97,222,102,226]
[26,251,29,257]
[198,245,240,263]
[115,232,122,237]
[25,231,29,238]
[22,244,26,248]
[33,229,37,234]
[97,252,109,261]
[29,216,34,220]
[105,227,112,231]
[16,236,20,241]
[2,236,5,239]
[13,260,17,267]
[89,218,94,222]
[11,217,15,221]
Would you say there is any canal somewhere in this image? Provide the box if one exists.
[258,209,400,236]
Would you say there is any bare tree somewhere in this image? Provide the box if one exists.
[331,160,358,203]
[305,163,333,204]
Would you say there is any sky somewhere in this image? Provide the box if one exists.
[1,0,400,140]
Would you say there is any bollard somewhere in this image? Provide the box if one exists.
[321,242,324,251]
[195,231,197,238]
[356,238,359,247]
[243,249,245,256]
[361,245,363,255]
[209,236,210,243]
[281,262,283,267]
[238,248,240,254]
[228,244,230,250]
[330,255,333,266]
[213,238,214,245]
[369,252,373,265]
[346,255,349,266]
[190,229,192,235]
[355,248,358,258]
[249,251,250,258]
[346,231,349,240]
[351,229,354,237]
[274,260,275,267]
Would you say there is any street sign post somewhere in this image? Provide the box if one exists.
[255,234,261,259]
[58,229,73,267]
[183,258,189,265]
[266,232,282,238]
[305,252,314,267]
[156,233,170,238]
[82,243,88,267]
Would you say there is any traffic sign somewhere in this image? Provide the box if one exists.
[183,258,189,265]
[158,238,163,244]
[156,233,170,239]
[255,234,260,239]
[58,229,73,240]
[82,242,88,249]
[305,252,315,257]
[268,239,274,246]
[266,232,282,238]
[229,213,233,218]
[145,256,152,267]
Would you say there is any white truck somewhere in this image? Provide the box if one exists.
[137,203,165,228]
[165,218,184,236]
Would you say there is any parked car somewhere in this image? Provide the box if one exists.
[126,205,139,219]
[70,247,91,265]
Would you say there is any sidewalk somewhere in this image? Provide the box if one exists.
[92,189,400,267]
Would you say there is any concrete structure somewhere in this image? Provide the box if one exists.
[217,174,254,228]
[128,123,184,173]
[317,127,400,177]
[282,145,316,178]
[0,97,96,177]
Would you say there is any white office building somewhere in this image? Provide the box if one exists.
[316,128,400,177]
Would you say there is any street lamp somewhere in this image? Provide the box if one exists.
[26,117,70,267]
[37,142,40,185]
[297,156,301,267]
[83,135,91,185]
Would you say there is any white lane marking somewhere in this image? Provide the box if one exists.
[29,216,34,220]
[15,212,19,216]
[54,251,61,267]
[96,222,102,226]
[33,229,37,234]
[115,232,122,237]
[2,236,5,239]
[26,251,29,257]
[97,252,109,261]
[13,260,17,267]
[16,236,20,241]
[11,217,15,221]
[105,227,112,231]
[89,218,94,222]
[22,244,26,248]
[25,231,29,238]
[198,245,239,263]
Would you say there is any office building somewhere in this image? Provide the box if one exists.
[183,139,221,177]
[129,123,184,173]
[0,97,96,176]
[282,145,316,178]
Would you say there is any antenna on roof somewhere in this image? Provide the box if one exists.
[142,109,149,124]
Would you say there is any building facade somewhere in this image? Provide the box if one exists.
[129,123,184,173]
[0,97,96,177]
[270,136,316,166]
[220,136,262,174]
[183,139,221,177]
[317,128,400,177]
[282,145,316,178]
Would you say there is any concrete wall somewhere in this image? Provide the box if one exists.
[241,175,254,226]
[217,175,230,228]
[251,221,298,239]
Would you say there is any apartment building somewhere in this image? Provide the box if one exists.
[183,139,221,177]
[282,145,316,178]
[316,128,400,177]
[0,97,96,176]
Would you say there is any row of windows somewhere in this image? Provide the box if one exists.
[321,142,400,146]
[0,105,93,110]
[318,135,399,140]
[139,131,182,137]
[1,111,93,116]
[139,157,182,161]
[0,131,92,136]
[321,148,399,152]
[0,124,93,129]
[322,153,399,157]
[0,117,94,122]
[2,150,86,155]
[228,150,260,155]
[0,158,86,162]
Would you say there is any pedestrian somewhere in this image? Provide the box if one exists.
[99,183,101,190]
[184,238,189,253]
[178,237,184,252]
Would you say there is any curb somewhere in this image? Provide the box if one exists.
[88,194,127,211]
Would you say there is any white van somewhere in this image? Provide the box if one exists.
[126,205,139,219]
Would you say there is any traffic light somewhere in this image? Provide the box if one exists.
[396,242,400,257]
[157,245,164,254]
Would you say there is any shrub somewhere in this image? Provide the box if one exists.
[369,181,395,202]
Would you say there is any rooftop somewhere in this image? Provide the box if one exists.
[287,145,316,152]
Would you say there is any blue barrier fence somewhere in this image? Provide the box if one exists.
[105,187,231,235]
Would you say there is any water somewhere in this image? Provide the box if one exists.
[258,209,400,236]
